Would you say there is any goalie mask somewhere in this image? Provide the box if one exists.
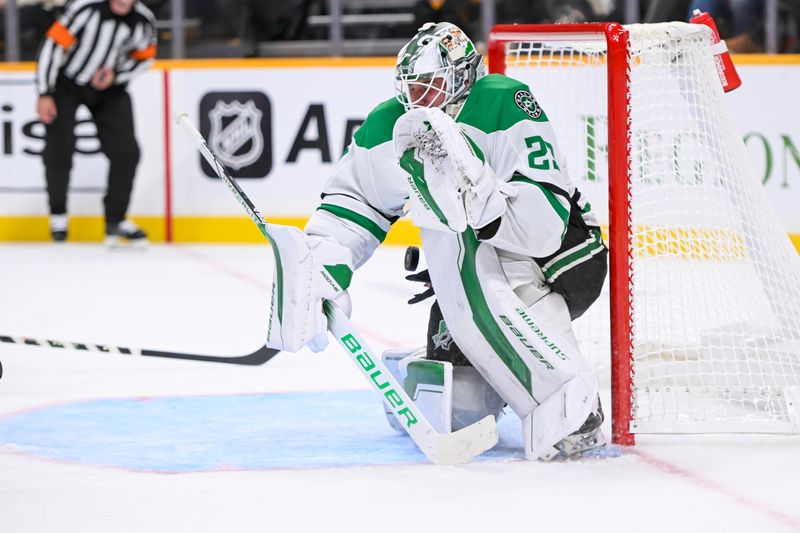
[395,22,484,111]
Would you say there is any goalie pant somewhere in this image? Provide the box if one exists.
[422,227,598,460]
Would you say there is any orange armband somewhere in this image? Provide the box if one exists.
[46,21,76,49]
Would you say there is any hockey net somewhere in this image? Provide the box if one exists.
[488,22,800,444]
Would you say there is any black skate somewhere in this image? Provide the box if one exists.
[105,220,148,249]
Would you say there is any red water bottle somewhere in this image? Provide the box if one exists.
[690,9,742,92]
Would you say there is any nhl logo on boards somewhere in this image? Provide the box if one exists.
[514,90,543,120]
[209,100,262,170]
[199,91,272,178]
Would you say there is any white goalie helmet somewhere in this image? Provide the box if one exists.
[395,22,485,111]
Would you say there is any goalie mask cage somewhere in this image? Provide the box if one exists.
[488,22,800,445]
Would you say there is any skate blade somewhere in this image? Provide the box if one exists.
[104,236,149,250]
[550,444,625,461]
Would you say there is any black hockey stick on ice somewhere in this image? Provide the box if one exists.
[0,335,278,365]
[176,113,499,464]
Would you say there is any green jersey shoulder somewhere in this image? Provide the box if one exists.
[457,74,549,133]
[353,97,406,150]
[350,73,548,151]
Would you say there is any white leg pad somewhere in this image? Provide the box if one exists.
[381,349,507,434]
[402,357,454,433]
[451,366,505,431]
[522,371,598,461]
[381,349,453,434]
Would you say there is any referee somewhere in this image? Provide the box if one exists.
[35,0,156,246]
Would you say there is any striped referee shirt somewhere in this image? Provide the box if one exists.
[36,0,157,96]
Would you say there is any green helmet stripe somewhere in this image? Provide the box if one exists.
[465,40,474,56]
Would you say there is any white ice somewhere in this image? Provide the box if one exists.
[1,243,798,533]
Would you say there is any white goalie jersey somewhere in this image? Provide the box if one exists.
[305,73,601,303]
[301,71,611,460]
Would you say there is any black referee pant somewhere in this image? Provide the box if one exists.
[43,76,141,227]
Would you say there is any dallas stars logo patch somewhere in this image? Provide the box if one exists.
[514,90,543,119]
[432,320,454,351]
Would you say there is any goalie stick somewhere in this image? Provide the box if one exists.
[176,113,499,465]
[0,335,278,366]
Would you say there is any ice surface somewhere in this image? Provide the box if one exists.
[0,244,798,532]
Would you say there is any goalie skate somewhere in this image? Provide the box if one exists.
[547,397,608,460]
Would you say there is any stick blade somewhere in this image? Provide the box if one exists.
[426,415,499,466]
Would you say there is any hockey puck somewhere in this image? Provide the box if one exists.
[404,246,420,271]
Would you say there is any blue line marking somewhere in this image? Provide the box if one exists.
[0,391,525,472]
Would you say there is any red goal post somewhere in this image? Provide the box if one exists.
[488,23,800,446]
[489,23,634,445]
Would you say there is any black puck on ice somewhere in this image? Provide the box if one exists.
[404,246,420,271]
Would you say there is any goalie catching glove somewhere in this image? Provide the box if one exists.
[393,107,516,233]
[265,224,353,353]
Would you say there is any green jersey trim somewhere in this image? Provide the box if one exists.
[509,175,569,240]
[541,229,606,283]
[317,203,388,243]
[353,98,406,150]
[457,74,549,134]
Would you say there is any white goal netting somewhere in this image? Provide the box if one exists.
[498,22,800,433]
